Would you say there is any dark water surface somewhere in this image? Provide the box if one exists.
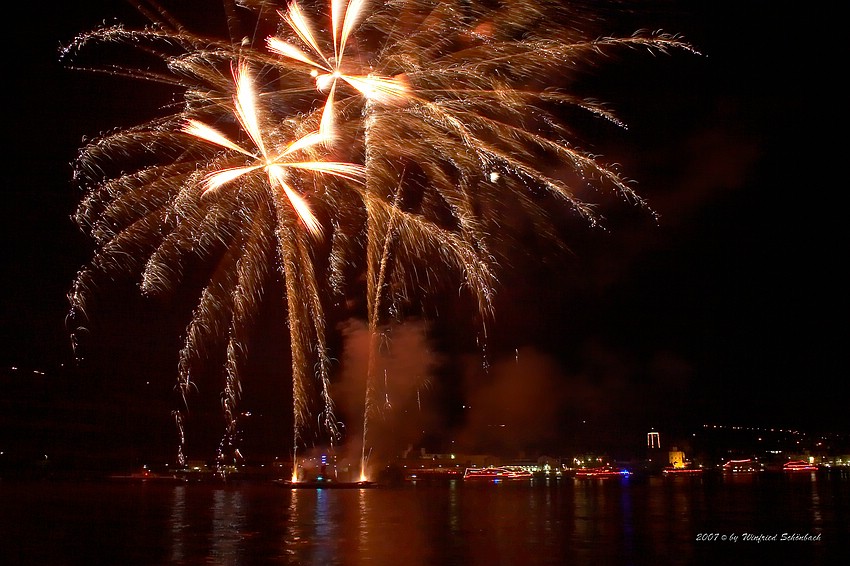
[2,472,848,565]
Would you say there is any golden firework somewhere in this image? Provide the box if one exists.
[64,0,697,478]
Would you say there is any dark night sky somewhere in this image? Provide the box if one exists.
[1,1,843,467]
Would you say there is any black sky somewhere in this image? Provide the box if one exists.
[1,1,843,467]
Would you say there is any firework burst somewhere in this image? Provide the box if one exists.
[63,6,364,472]
[182,60,366,237]
[64,0,697,478]
[267,0,410,138]
[261,0,698,476]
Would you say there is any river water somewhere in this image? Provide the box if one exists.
[2,471,848,565]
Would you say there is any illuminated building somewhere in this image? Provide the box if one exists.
[647,431,661,449]
[668,448,685,469]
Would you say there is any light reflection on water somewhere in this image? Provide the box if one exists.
[169,485,187,564]
[2,472,848,565]
[210,485,246,562]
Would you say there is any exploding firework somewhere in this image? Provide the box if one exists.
[262,0,696,477]
[62,4,359,474]
[267,0,410,138]
[63,0,696,479]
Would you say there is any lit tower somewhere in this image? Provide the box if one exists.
[647,431,661,449]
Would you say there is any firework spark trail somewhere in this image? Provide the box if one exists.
[65,0,696,478]
[172,410,187,467]
[359,178,404,480]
